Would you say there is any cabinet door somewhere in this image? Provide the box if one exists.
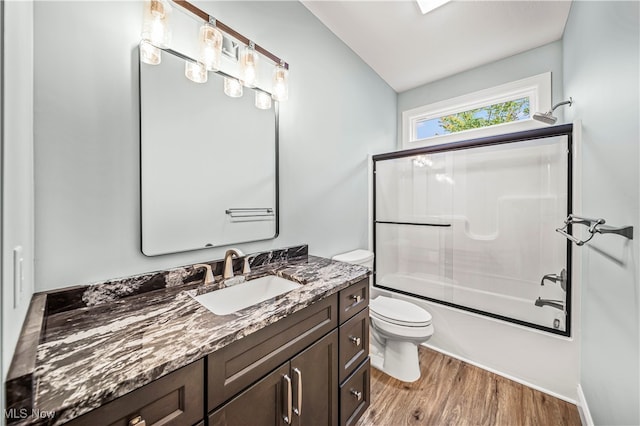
[209,363,290,426]
[290,330,338,426]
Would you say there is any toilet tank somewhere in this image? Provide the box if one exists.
[332,249,374,269]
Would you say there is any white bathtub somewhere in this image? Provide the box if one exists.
[377,271,566,331]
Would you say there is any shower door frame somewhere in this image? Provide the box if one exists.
[372,123,574,337]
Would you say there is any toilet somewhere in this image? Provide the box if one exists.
[332,249,434,382]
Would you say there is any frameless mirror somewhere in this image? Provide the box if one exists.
[140,47,278,256]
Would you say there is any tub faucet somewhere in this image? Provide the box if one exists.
[540,268,567,291]
[223,248,251,279]
[534,297,564,311]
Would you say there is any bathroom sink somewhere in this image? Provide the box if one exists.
[194,275,301,315]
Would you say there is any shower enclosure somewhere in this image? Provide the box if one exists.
[373,125,573,336]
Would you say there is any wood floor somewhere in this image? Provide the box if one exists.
[356,347,581,426]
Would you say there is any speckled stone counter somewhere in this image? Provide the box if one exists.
[5,246,370,425]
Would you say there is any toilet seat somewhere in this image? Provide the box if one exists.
[370,296,432,327]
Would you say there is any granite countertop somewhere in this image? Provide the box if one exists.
[8,250,369,425]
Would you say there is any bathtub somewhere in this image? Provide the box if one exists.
[377,271,566,331]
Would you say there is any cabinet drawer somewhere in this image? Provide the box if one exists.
[66,360,204,426]
[208,294,338,410]
[339,358,370,426]
[339,307,369,383]
[338,278,368,324]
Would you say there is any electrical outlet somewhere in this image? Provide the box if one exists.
[13,246,24,309]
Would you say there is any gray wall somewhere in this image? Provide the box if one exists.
[33,1,396,291]
[563,2,639,424]
[397,40,564,146]
[2,0,34,389]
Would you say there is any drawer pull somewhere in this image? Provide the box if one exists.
[349,336,361,346]
[129,416,146,426]
[350,294,362,304]
[283,374,292,424]
[293,368,302,416]
[350,389,363,401]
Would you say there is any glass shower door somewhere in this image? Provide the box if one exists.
[374,131,571,335]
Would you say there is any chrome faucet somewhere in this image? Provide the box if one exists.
[223,248,251,279]
[193,263,214,285]
[540,268,567,291]
[534,297,565,311]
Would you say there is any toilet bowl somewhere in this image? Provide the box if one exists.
[332,249,435,383]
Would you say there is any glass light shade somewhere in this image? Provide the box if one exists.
[224,77,243,98]
[140,40,161,65]
[255,91,272,110]
[141,0,171,48]
[199,24,223,71]
[239,45,259,88]
[272,64,289,102]
[185,61,208,84]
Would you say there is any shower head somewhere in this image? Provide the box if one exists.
[533,97,573,125]
[532,111,558,124]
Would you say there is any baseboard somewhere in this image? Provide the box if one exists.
[421,342,577,405]
[576,384,594,426]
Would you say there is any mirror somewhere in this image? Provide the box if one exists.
[140,48,278,256]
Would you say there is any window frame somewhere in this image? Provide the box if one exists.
[402,72,552,149]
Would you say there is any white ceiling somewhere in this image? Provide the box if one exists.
[301,0,572,92]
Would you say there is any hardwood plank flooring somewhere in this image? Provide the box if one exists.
[356,347,581,426]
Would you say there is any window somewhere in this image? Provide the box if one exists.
[402,72,551,149]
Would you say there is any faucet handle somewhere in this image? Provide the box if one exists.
[242,257,251,274]
[194,263,214,285]
[225,248,245,258]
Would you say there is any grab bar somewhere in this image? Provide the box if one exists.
[556,214,633,246]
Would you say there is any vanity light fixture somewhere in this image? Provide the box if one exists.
[185,61,208,83]
[255,90,272,110]
[141,0,172,48]
[199,20,223,71]
[272,61,289,102]
[141,0,290,107]
[239,41,259,88]
[224,77,243,98]
[140,40,162,65]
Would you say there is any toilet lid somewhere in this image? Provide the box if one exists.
[370,296,432,327]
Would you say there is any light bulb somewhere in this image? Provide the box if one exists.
[199,23,223,71]
[141,0,171,48]
[224,77,243,98]
[140,40,161,65]
[239,44,259,88]
[272,64,289,102]
[255,91,272,110]
[185,61,207,84]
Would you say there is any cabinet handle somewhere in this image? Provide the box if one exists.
[350,294,362,304]
[128,416,146,426]
[283,374,292,424]
[293,368,302,417]
[349,336,361,346]
[350,389,363,401]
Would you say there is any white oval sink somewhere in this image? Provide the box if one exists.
[194,275,301,315]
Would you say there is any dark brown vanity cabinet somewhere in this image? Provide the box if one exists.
[207,277,371,426]
[337,278,370,426]
[209,331,338,426]
[63,277,370,426]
